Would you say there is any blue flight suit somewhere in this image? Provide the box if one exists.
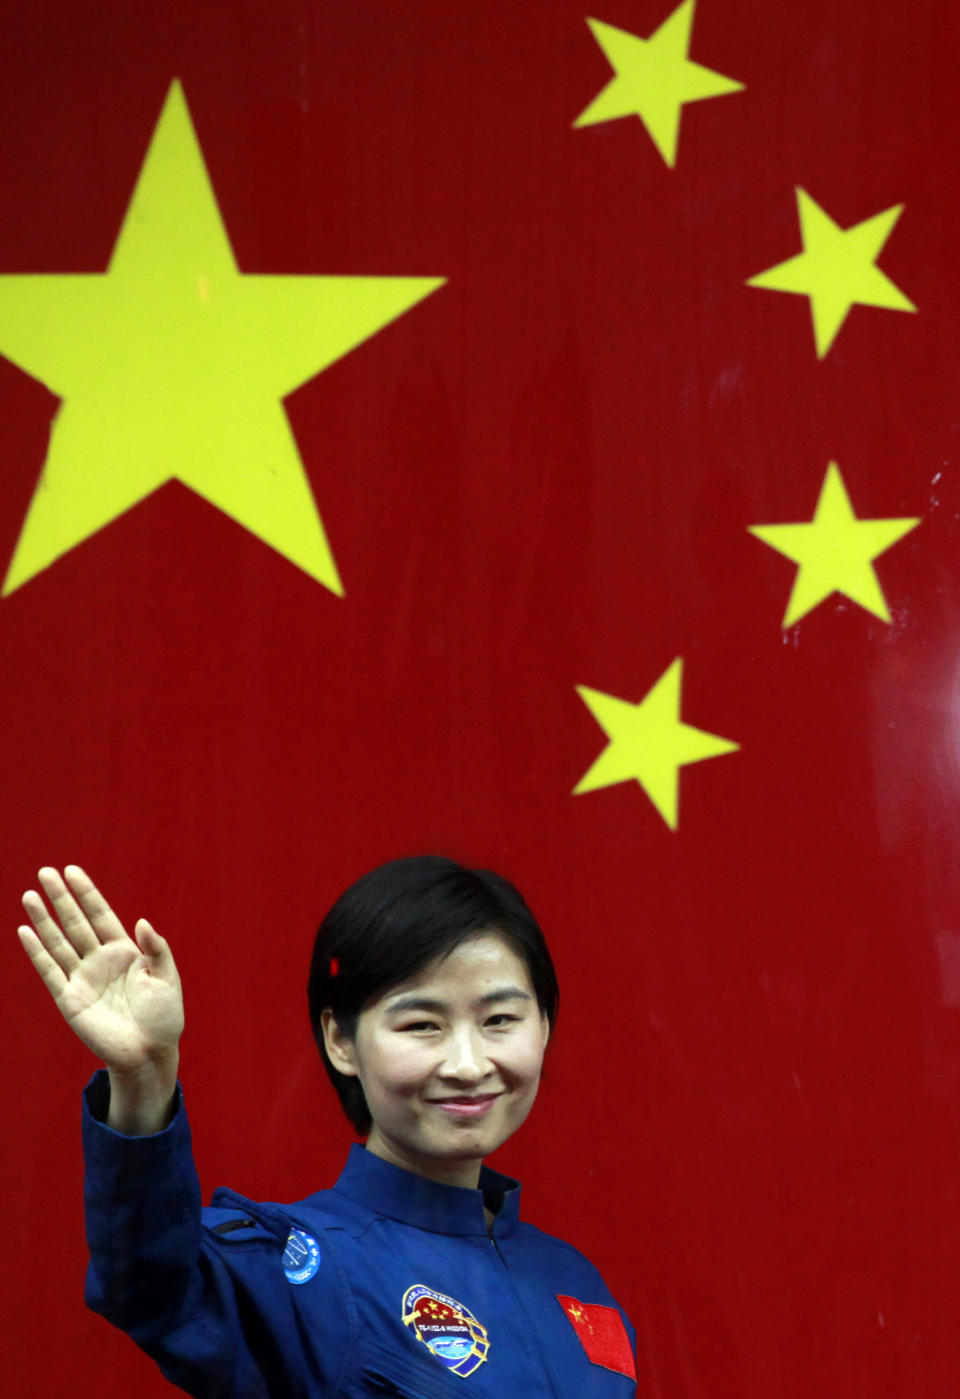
[83,1072,637,1398]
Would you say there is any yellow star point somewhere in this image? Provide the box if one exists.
[746,188,915,357]
[0,80,446,596]
[574,659,739,830]
[573,0,744,167]
[748,463,920,626]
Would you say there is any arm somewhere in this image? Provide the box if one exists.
[17,865,182,1133]
[17,866,344,1397]
[81,1070,295,1398]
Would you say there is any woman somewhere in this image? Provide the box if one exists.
[18,857,637,1398]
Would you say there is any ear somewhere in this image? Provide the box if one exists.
[321,1008,359,1076]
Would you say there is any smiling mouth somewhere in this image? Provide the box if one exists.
[428,1094,501,1119]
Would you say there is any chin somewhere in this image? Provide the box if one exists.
[440,1122,516,1159]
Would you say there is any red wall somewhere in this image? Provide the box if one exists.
[3,3,958,1395]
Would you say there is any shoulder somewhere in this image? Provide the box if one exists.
[197,1190,357,1340]
[200,1183,376,1261]
[511,1220,626,1306]
[513,1218,606,1268]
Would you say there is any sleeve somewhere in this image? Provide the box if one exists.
[82,1071,351,1399]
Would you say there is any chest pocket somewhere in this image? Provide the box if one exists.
[360,1375,451,1399]
[353,1339,479,1399]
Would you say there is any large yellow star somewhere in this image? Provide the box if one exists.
[0,81,445,596]
[574,660,739,830]
[746,188,915,358]
[748,463,920,626]
[573,1,744,167]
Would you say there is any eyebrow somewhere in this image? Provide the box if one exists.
[385,987,533,1015]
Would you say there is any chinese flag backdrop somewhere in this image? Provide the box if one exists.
[3,2,960,1396]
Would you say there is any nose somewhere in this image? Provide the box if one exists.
[439,1024,492,1085]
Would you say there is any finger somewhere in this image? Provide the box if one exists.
[36,867,101,956]
[134,918,163,957]
[134,920,179,983]
[62,865,129,945]
[21,887,82,975]
[17,924,70,999]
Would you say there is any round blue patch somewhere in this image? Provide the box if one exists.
[282,1228,321,1285]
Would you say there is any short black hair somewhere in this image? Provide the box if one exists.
[307,855,559,1134]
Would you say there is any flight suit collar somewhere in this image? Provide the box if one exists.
[332,1143,521,1238]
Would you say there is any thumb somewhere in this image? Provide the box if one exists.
[135,918,175,972]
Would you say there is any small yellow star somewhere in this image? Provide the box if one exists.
[573,0,744,167]
[748,463,920,626]
[0,81,445,595]
[746,188,915,357]
[574,660,739,831]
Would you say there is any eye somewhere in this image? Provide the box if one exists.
[485,1013,521,1028]
[398,1020,440,1033]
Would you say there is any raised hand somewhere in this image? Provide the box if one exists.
[18,867,183,1132]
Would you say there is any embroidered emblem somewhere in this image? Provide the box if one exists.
[556,1295,636,1379]
[402,1284,490,1377]
[282,1228,321,1285]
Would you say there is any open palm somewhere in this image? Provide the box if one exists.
[18,866,183,1073]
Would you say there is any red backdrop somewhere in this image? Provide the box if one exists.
[3,2,959,1396]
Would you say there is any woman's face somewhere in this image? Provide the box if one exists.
[323,932,550,1188]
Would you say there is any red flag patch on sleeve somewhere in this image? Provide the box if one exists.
[556,1295,636,1379]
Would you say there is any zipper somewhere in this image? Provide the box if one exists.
[210,1217,258,1236]
[485,1232,562,1397]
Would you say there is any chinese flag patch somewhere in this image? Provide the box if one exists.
[556,1295,636,1379]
